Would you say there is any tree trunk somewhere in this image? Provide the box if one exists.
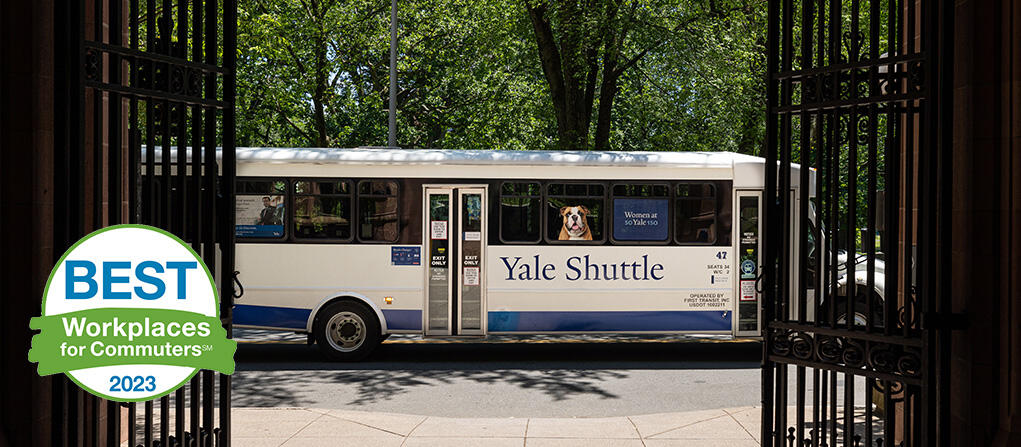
[312,0,328,147]
[526,2,594,150]
[594,72,618,151]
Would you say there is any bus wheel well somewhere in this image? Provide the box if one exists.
[309,296,382,337]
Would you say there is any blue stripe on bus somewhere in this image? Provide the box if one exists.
[233,306,728,333]
[382,309,422,330]
[487,310,732,332]
[233,304,423,331]
[233,304,310,330]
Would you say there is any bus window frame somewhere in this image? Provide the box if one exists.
[609,182,673,246]
[498,181,543,244]
[544,181,607,245]
[235,176,289,243]
[291,178,355,243]
[356,179,401,244]
[674,181,719,246]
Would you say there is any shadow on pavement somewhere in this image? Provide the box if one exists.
[232,367,629,407]
[232,340,762,407]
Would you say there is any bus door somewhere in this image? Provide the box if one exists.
[735,191,762,337]
[423,186,487,336]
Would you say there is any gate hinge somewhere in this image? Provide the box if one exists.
[924,312,968,330]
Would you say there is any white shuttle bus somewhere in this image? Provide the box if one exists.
[230,148,809,360]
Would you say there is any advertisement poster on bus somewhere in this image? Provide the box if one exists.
[235,195,285,238]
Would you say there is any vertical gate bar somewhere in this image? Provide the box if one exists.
[883,0,900,340]
[847,0,859,334]
[914,0,931,440]
[190,1,205,443]
[160,0,172,232]
[91,395,100,446]
[222,0,239,443]
[161,95,171,231]
[780,0,795,441]
[827,111,838,329]
[795,0,812,441]
[903,386,912,446]
[128,402,136,447]
[780,0,793,329]
[827,0,840,331]
[177,101,188,239]
[106,401,119,446]
[813,369,821,447]
[129,0,139,224]
[91,0,103,231]
[191,0,204,264]
[797,366,806,443]
[202,0,219,443]
[820,368,828,446]
[144,399,153,446]
[814,0,825,331]
[145,99,155,225]
[883,380,895,446]
[798,0,812,325]
[761,0,780,440]
[176,387,185,444]
[865,378,873,446]
[829,370,837,445]
[191,377,200,444]
[843,374,852,447]
[776,364,788,445]
[865,0,880,336]
[175,0,189,240]
[93,91,103,229]
[160,395,169,445]
[935,0,954,442]
[902,0,915,342]
[846,5,861,446]
[75,0,87,238]
[203,371,213,445]
[72,385,82,446]
[190,0,206,441]
[145,0,156,225]
[109,0,122,226]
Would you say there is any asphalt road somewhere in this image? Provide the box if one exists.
[233,332,779,417]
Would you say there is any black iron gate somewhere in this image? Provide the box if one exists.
[761,0,952,446]
[53,0,237,444]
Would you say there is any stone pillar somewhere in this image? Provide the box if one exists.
[0,0,56,445]
[950,0,1021,445]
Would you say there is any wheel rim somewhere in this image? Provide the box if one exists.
[325,311,366,352]
[837,312,869,327]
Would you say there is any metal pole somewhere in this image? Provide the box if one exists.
[388,0,398,147]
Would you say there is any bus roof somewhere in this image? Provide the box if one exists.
[144,147,811,189]
[233,147,766,168]
[145,146,765,168]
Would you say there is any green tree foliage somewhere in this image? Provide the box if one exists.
[237,0,766,153]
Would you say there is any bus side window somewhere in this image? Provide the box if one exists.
[294,180,352,241]
[547,183,605,243]
[675,183,717,244]
[235,178,287,240]
[611,184,670,243]
[499,182,542,243]
[357,180,399,243]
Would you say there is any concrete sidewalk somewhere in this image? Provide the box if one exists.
[231,407,762,446]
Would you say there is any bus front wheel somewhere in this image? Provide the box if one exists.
[313,301,381,361]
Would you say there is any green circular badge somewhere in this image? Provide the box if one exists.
[29,225,236,402]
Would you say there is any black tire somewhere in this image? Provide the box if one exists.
[313,301,381,361]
